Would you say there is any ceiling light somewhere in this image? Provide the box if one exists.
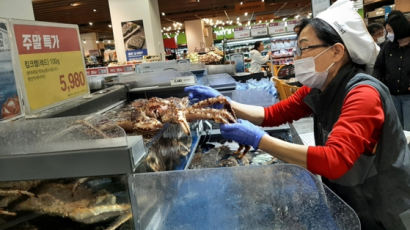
[108,24,112,28]
[89,22,93,26]
[282,18,287,21]
[82,40,86,44]
[244,12,248,16]
[261,0,264,2]
[161,12,166,16]
[236,17,240,21]
[96,41,99,44]
[107,40,111,44]
[240,1,243,5]
[70,2,81,7]
[259,20,262,23]
[270,19,273,23]
[93,9,97,12]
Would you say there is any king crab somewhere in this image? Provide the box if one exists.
[117,96,251,159]
[0,178,131,229]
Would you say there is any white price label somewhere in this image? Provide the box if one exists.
[251,24,268,37]
[170,76,196,86]
[269,22,286,34]
[234,27,250,39]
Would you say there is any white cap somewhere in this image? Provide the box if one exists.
[317,0,379,71]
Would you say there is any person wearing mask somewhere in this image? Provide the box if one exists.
[367,22,386,46]
[249,41,272,73]
[185,1,409,229]
[373,10,410,130]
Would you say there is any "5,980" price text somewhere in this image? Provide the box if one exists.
[60,71,86,92]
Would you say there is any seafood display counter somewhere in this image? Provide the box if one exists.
[128,164,360,230]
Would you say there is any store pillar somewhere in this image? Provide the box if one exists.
[108,0,165,62]
[80,32,98,57]
[185,19,207,53]
[0,0,34,20]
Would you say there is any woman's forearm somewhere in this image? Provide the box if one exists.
[230,100,265,125]
[259,134,308,168]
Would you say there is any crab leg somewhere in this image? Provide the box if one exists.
[105,211,132,230]
[190,96,237,119]
[190,96,230,109]
[234,145,251,159]
[0,189,35,197]
[0,209,16,216]
[185,108,236,124]
[176,110,191,135]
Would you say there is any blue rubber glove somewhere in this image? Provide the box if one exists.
[220,119,266,150]
[184,85,221,103]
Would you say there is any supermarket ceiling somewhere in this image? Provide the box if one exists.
[31,0,311,39]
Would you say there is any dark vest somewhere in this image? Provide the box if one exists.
[303,64,410,230]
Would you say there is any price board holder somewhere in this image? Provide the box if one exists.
[9,19,89,114]
[0,18,24,122]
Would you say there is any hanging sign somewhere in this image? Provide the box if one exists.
[122,20,147,61]
[269,22,286,34]
[234,27,250,39]
[0,18,23,121]
[251,24,268,37]
[11,20,88,113]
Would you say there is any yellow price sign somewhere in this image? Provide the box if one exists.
[13,23,88,112]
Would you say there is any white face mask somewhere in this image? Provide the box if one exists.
[377,36,385,45]
[387,32,394,42]
[294,46,334,89]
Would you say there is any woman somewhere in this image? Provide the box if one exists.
[185,1,410,229]
[373,10,410,130]
[367,22,386,46]
[249,41,272,73]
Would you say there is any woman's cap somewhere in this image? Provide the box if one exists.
[316,0,379,69]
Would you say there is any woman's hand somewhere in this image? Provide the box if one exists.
[220,119,267,149]
[184,85,222,103]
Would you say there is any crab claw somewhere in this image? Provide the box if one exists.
[177,110,191,135]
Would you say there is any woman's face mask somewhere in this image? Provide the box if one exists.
[377,36,385,45]
[294,46,335,89]
[387,32,394,42]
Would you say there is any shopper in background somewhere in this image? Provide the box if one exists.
[367,22,386,46]
[183,50,187,59]
[249,41,272,73]
[185,1,409,229]
[373,10,410,130]
[293,23,302,34]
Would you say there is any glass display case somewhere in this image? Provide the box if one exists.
[0,115,145,181]
[129,164,360,230]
